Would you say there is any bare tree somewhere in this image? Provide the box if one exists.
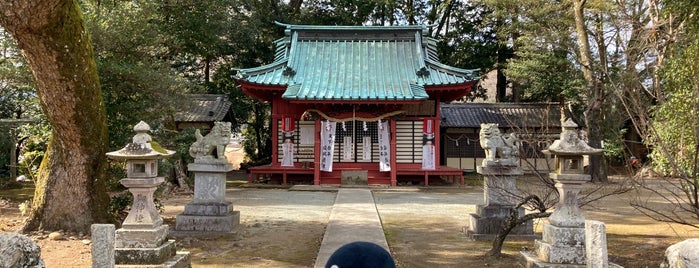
[484,165,631,257]
[611,0,699,229]
[484,114,631,256]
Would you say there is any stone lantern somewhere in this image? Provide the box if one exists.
[106,121,190,267]
[522,118,603,266]
[544,118,602,229]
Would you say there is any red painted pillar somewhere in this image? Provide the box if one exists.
[434,102,441,166]
[390,118,397,186]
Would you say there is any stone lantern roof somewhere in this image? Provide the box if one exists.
[544,118,603,156]
[106,121,174,160]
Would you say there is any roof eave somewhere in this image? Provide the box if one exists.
[425,59,480,78]
[234,60,288,79]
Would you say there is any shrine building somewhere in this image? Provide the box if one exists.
[235,23,479,186]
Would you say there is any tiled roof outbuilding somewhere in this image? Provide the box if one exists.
[441,103,562,128]
[174,94,232,123]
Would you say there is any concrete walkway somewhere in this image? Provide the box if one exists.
[314,188,390,268]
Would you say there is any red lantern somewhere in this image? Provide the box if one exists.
[282,116,295,132]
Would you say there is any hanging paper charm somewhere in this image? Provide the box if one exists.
[422,118,435,170]
[281,116,295,167]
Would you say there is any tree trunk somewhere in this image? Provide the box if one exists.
[174,159,192,192]
[1,0,111,233]
[572,0,607,182]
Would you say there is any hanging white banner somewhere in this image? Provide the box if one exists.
[362,136,372,161]
[320,121,336,172]
[281,132,294,167]
[281,142,294,167]
[343,136,353,160]
[422,144,435,170]
[378,120,391,172]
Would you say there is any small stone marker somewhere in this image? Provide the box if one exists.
[585,220,608,268]
[91,224,115,268]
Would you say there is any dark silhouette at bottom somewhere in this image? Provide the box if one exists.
[325,241,396,268]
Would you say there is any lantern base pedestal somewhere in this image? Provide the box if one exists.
[114,239,190,268]
[525,223,587,266]
[175,162,239,233]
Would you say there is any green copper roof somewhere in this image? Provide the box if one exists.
[236,23,478,102]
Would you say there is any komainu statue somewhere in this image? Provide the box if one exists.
[479,123,519,167]
[189,122,232,163]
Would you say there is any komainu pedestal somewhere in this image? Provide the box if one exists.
[175,122,239,233]
[466,124,535,240]
[467,166,535,240]
[175,162,240,232]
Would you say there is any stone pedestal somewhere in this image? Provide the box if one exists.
[114,177,190,268]
[175,162,239,233]
[467,166,536,240]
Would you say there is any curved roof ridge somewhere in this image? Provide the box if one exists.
[274,21,429,32]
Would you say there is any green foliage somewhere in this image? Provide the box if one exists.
[158,127,197,165]
[650,40,699,176]
[155,0,249,83]
[603,129,627,164]
[506,36,586,103]
[481,0,586,103]
[298,0,385,25]
[434,1,499,72]
[0,30,34,120]
[82,1,191,150]
[0,125,11,180]
[0,29,48,184]
[17,123,50,181]
[241,104,272,165]
[105,162,127,191]
[108,192,132,222]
